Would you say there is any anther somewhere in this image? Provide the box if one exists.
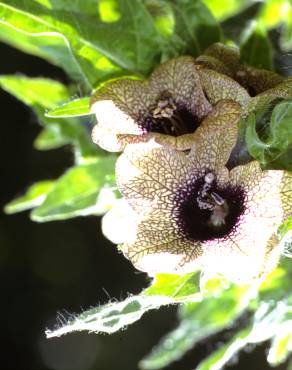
[211,192,225,206]
[204,172,215,184]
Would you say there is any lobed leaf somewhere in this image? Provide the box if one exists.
[47,271,202,338]
[46,295,173,337]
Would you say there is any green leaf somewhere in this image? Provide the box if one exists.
[259,0,290,29]
[257,0,292,51]
[167,0,222,57]
[196,299,292,370]
[195,327,252,370]
[0,75,96,155]
[31,156,117,222]
[268,326,292,366]
[34,124,72,150]
[46,294,173,337]
[0,0,163,88]
[0,75,68,107]
[140,282,254,370]
[45,97,92,118]
[246,99,292,170]
[202,0,251,21]
[4,180,54,214]
[0,21,87,84]
[144,273,201,301]
[46,272,202,338]
[144,0,175,38]
[240,20,273,70]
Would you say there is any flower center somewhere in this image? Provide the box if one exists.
[173,171,246,242]
[196,172,229,228]
[140,94,199,137]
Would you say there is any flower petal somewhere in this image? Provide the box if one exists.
[196,42,240,77]
[236,65,283,94]
[116,142,189,212]
[224,161,286,279]
[198,68,251,114]
[249,78,292,111]
[122,215,202,275]
[91,79,155,151]
[280,171,292,219]
[149,56,211,120]
[188,100,241,172]
[117,131,198,151]
[102,199,138,244]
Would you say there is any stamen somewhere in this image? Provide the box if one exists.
[152,98,176,119]
[174,172,246,242]
[209,202,229,228]
[197,172,216,209]
[211,192,225,206]
[151,97,190,136]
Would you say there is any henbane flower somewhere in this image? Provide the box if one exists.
[195,42,284,95]
[114,99,292,282]
[91,44,292,153]
[195,43,292,113]
[91,56,212,152]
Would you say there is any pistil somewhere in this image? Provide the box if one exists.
[197,172,229,228]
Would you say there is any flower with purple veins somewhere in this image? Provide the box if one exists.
[91,56,213,152]
[111,99,292,282]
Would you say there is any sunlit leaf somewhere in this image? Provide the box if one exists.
[240,20,273,70]
[268,325,292,366]
[31,156,117,222]
[46,295,173,337]
[0,75,68,107]
[4,180,54,214]
[0,0,163,88]
[0,22,90,85]
[46,272,202,338]
[45,97,92,118]
[144,273,201,301]
[140,282,254,370]
[259,0,290,29]
[202,0,251,21]
[259,0,292,52]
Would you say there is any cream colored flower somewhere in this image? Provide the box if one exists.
[91,56,213,152]
[114,99,292,282]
